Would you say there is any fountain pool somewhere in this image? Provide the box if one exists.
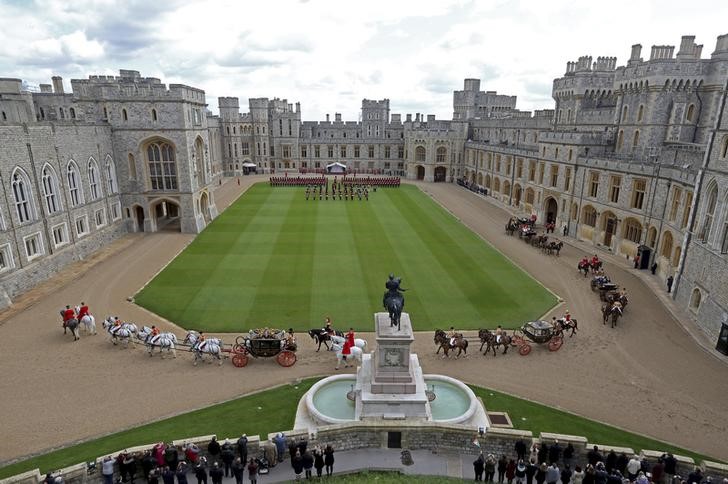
[305,374,479,425]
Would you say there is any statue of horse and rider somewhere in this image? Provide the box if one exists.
[383,273,406,330]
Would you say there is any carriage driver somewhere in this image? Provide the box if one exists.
[285,328,296,350]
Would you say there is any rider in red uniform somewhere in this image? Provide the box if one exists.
[77,302,89,320]
[341,328,354,359]
[151,325,160,336]
[62,305,75,326]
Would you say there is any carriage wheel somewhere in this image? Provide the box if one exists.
[511,333,524,346]
[235,335,246,346]
[276,350,297,367]
[548,336,563,352]
[518,344,532,356]
[232,353,249,368]
[233,343,246,354]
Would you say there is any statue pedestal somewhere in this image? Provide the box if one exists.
[355,313,431,420]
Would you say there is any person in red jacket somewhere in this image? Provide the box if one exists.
[77,302,90,320]
[62,305,75,328]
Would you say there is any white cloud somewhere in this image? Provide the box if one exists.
[0,0,726,120]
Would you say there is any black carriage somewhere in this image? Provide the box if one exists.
[595,282,619,301]
[230,332,297,368]
[511,320,564,356]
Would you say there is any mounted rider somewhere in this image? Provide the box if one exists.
[77,302,90,320]
[448,326,459,347]
[323,317,334,336]
[382,273,406,312]
[495,325,504,344]
[61,305,75,327]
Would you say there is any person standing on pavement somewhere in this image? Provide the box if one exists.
[324,444,335,477]
[667,275,674,293]
[221,441,234,478]
[231,458,244,484]
[546,463,560,484]
[302,449,314,479]
[236,434,248,464]
[291,450,304,481]
[247,458,258,484]
[208,463,223,484]
[314,447,325,478]
[474,453,485,482]
[561,464,573,484]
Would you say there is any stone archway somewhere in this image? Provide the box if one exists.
[200,191,211,224]
[134,205,145,233]
[544,197,558,224]
[416,165,425,180]
[151,198,182,232]
[434,166,447,182]
[600,210,617,247]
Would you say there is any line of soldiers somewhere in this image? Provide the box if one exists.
[305,183,370,201]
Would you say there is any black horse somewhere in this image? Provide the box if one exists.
[307,328,343,352]
[384,294,403,330]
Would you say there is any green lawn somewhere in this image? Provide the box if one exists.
[135,184,555,332]
[1,379,718,479]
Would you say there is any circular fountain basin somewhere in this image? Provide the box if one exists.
[305,374,478,425]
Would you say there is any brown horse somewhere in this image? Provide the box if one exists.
[602,304,621,328]
[434,329,468,358]
[478,329,512,356]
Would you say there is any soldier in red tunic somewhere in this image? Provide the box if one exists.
[77,302,90,320]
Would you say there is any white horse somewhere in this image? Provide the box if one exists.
[183,331,223,366]
[330,335,367,352]
[138,326,178,358]
[331,342,363,370]
[79,314,97,335]
[102,317,137,347]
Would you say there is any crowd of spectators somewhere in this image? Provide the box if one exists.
[472,441,723,484]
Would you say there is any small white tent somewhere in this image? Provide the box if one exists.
[326,162,347,174]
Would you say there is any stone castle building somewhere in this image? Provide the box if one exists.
[1,34,726,349]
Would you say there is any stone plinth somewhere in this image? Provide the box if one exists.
[371,312,416,393]
[355,312,431,421]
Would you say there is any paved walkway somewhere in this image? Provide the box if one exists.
[457,185,727,365]
[208,448,467,483]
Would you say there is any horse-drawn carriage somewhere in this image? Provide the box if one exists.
[592,281,619,301]
[230,330,297,368]
[511,320,564,356]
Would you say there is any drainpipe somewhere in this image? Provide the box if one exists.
[672,79,728,297]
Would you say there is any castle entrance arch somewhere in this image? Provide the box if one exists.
[416,165,425,180]
[134,206,145,233]
[544,197,558,224]
[151,198,182,232]
[434,166,447,182]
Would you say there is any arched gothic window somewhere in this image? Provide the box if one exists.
[67,161,84,206]
[42,164,62,214]
[436,147,446,163]
[106,157,118,193]
[12,168,35,223]
[699,182,718,243]
[146,141,177,190]
[88,159,100,200]
[415,146,426,162]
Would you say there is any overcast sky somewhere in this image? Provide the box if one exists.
[1,0,727,121]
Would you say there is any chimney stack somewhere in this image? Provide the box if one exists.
[52,76,64,94]
[326,113,329,122]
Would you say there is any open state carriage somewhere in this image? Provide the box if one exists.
[511,320,564,356]
[591,278,619,301]
[229,329,297,368]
